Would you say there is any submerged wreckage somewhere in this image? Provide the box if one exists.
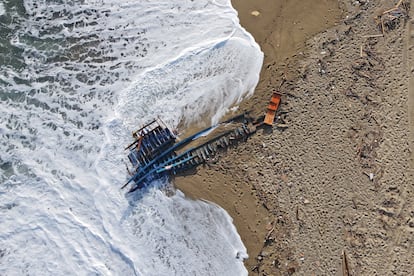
[122,93,281,193]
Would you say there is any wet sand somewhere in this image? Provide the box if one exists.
[177,0,341,272]
[177,0,414,274]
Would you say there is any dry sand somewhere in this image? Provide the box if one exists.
[176,0,414,275]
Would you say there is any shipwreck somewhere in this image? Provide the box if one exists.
[121,93,281,193]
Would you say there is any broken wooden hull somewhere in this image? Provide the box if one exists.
[122,114,256,193]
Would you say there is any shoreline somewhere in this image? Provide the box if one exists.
[177,0,414,275]
[176,0,342,272]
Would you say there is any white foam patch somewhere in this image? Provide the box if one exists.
[0,0,262,275]
[123,189,247,275]
[0,3,5,16]
[119,37,262,127]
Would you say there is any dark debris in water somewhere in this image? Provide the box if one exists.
[0,202,18,211]
[0,248,8,259]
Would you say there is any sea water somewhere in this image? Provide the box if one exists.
[0,0,263,275]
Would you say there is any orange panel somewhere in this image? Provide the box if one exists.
[263,92,281,125]
[264,110,276,125]
[267,103,277,111]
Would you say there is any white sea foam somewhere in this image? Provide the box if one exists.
[0,0,262,275]
[0,3,5,16]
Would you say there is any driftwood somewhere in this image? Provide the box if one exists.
[375,0,409,34]
[295,205,299,220]
[264,221,275,242]
[361,34,384,38]
[342,250,351,276]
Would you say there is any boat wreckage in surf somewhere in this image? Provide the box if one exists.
[122,93,281,193]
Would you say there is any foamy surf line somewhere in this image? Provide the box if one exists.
[0,3,5,16]
[0,0,263,275]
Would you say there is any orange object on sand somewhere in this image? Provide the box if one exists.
[264,92,281,125]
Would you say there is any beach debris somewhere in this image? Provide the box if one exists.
[262,221,276,246]
[272,259,280,268]
[363,171,374,181]
[375,0,409,34]
[361,34,384,38]
[344,12,362,25]
[351,197,358,209]
[264,221,275,245]
[235,251,242,259]
[342,87,360,99]
[295,206,299,220]
[275,123,289,129]
[318,59,327,75]
[369,172,374,181]
[341,249,351,276]
[251,10,260,17]
[352,0,368,6]
[303,198,310,205]
[122,114,259,193]
[122,89,283,193]
[264,92,282,126]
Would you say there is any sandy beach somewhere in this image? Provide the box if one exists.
[177,0,414,274]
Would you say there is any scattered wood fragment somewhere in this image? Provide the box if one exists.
[375,0,409,34]
[351,197,358,209]
[275,123,288,129]
[382,7,399,15]
[342,250,350,276]
[265,221,275,241]
[361,34,384,38]
[381,17,385,36]
[295,206,299,220]
[395,0,404,9]
[363,171,374,181]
